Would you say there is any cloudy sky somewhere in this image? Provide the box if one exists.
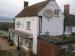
[0,0,75,21]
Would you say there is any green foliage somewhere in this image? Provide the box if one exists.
[44,31,49,37]
[60,49,72,56]
[63,34,75,41]
[0,50,13,56]
[0,22,12,31]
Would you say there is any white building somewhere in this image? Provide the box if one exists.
[64,14,75,35]
[10,0,65,55]
[63,4,75,35]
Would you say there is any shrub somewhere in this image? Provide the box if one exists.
[60,49,72,56]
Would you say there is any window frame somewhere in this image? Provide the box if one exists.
[16,22,20,28]
[26,21,31,30]
[55,9,59,16]
[67,26,72,33]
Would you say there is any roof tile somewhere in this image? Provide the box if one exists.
[16,1,48,17]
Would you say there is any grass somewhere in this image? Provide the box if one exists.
[60,49,72,56]
[0,30,9,37]
[0,30,9,40]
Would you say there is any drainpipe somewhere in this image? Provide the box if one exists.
[39,16,42,36]
[13,19,15,30]
[63,17,66,39]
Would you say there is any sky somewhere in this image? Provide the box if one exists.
[0,0,75,22]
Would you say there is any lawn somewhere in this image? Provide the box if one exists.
[0,30,9,37]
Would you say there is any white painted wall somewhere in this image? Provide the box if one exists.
[65,26,75,35]
[14,34,18,45]
[14,0,64,54]
[15,17,38,34]
[15,16,39,54]
[72,27,75,33]
[38,1,64,36]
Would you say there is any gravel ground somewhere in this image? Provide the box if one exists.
[0,38,24,56]
[0,37,29,56]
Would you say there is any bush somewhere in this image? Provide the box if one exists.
[0,22,12,31]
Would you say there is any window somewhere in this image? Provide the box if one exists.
[24,39,33,48]
[61,45,68,52]
[26,21,31,30]
[24,39,29,48]
[20,38,23,45]
[55,9,59,16]
[67,26,72,33]
[16,22,20,28]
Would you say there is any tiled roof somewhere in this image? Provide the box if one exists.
[64,14,75,26]
[16,1,48,17]
[11,30,33,39]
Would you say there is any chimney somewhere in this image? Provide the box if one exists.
[24,1,28,8]
[47,0,55,1]
[64,4,70,16]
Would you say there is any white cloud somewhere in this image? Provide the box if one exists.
[24,0,45,5]
[0,0,75,20]
[0,0,23,18]
[56,0,75,14]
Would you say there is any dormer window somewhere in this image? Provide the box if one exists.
[55,9,59,16]
[26,21,31,30]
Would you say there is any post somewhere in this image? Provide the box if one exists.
[17,36,20,50]
[8,29,10,42]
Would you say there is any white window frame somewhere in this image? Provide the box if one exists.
[67,26,72,33]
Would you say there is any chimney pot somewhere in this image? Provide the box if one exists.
[64,4,70,16]
[24,1,28,8]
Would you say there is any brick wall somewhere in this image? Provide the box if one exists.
[37,39,60,56]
